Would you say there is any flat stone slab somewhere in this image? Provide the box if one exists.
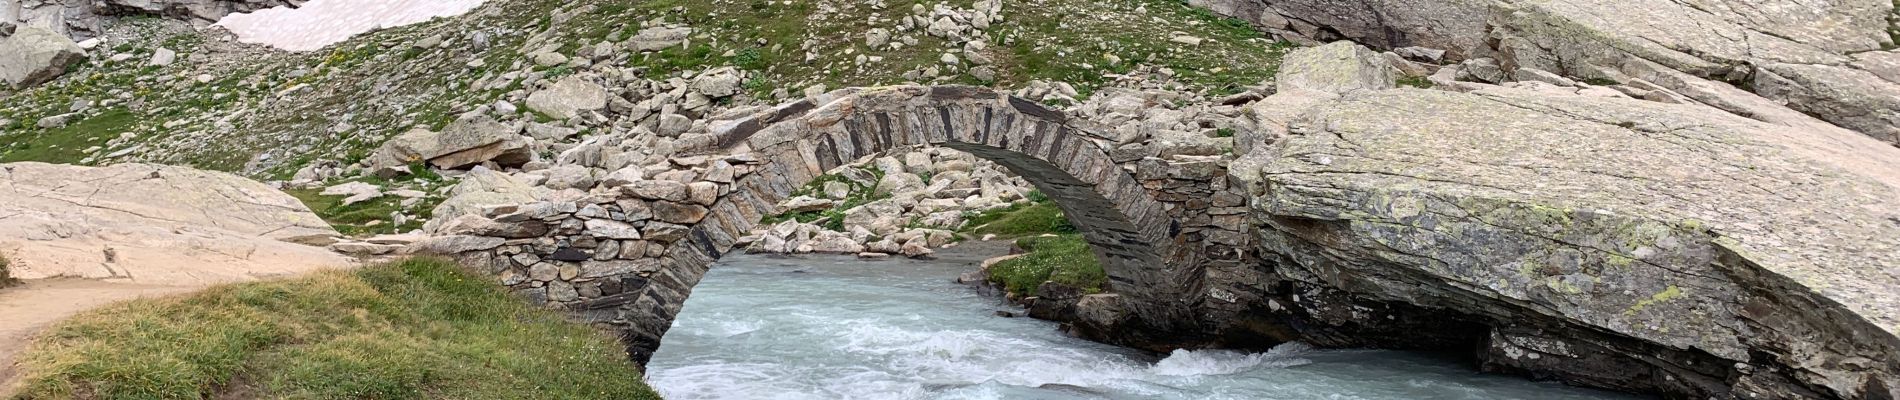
[0,162,350,286]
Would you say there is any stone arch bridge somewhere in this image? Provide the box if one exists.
[424,86,1251,362]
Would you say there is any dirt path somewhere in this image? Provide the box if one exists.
[0,279,198,396]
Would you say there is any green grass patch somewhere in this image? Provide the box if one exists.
[961,191,1076,237]
[287,168,445,237]
[987,234,1106,296]
[1397,76,1433,89]
[0,108,137,164]
[11,257,662,400]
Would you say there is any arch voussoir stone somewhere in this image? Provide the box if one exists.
[428,86,1249,363]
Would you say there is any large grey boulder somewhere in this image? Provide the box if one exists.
[365,128,442,170]
[0,162,348,286]
[367,115,532,171]
[524,76,609,120]
[1754,62,1900,144]
[426,115,533,169]
[0,24,85,88]
[628,26,691,52]
[1275,41,1397,95]
[1250,87,1900,398]
[425,168,543,233]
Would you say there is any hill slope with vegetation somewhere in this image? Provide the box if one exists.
[0,0,1285,180]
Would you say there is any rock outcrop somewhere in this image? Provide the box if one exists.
[1234,85,1900,398]
[366,114,534,172]
[1190,0,1900,146]
[0,162,350,286]
[0,23,85,89]
[4,0,304,40]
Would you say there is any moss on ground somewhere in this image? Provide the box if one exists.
[615,0,1289,97]
[987,234,1106,296]
[10,258,662,400]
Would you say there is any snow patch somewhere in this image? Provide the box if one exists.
[215,0,486,52]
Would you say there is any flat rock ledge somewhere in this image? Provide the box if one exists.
[1244,87,1900,398]
[0,162,350,286]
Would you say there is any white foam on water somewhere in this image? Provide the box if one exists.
[1150,342,1315,377]
[648,253,1640,400]
[214,0,487,52]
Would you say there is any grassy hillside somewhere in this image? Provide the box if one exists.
[0,0,1287,180]
[10,258,661,400]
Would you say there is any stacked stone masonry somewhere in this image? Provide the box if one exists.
[420,86,1253,362]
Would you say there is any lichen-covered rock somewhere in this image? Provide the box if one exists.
[1253,87,1900,398]
[425,114,533,169]
[1754,63,1900,144]
[1275,41,1396,95]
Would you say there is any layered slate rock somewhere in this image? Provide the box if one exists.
[1190,0,1900,145]
[1252,87,1900,398]
[0,162,350,286]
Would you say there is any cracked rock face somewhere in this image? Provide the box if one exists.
[1249,87,1900,398]
[0,162,349,286]
[1189,0,1900,146]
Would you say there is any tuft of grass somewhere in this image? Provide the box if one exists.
[987,234,1106,296]
[1397,76,1433,89]
[11,257,662,400]
[1,254,17,289]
